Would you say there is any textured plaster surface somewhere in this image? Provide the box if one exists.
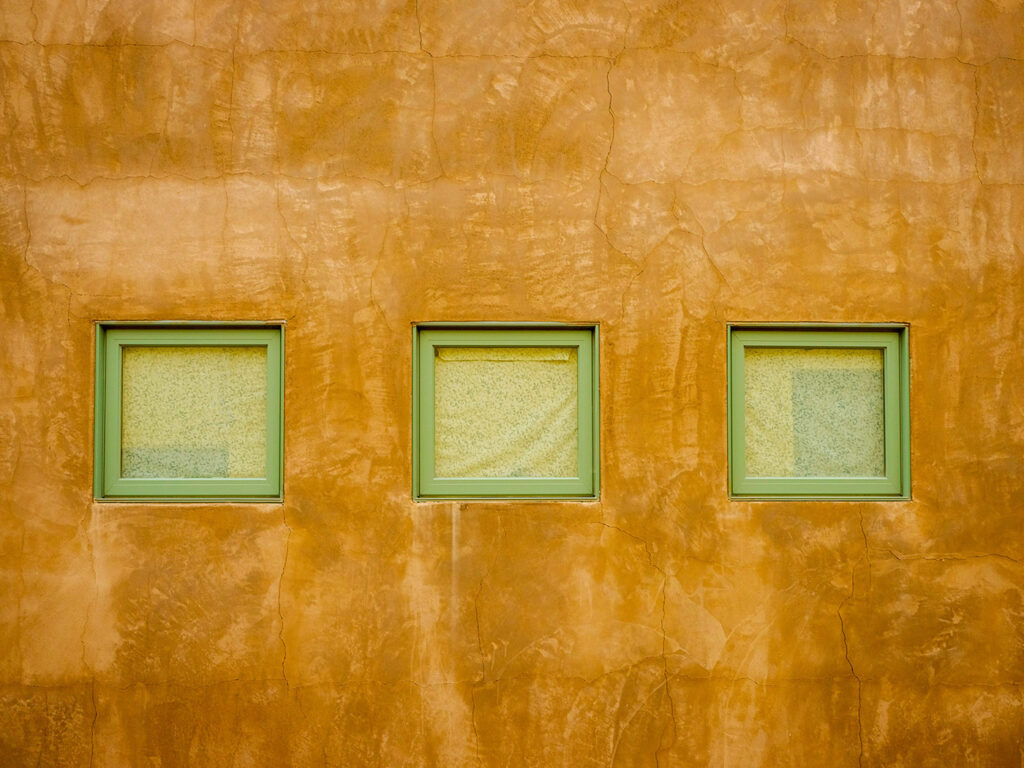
[1,0,1023,766]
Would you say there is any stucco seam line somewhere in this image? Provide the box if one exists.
[859,509,872,593]
[838,565,863,768]
[881,550,1023,564]
[587,520,678,758]
[89,679,97,768]
[48,677,1024,695]
[673,185,731,290]
[657,573,678,766]
[782,36,1022,66]
[11,170,1009,189]
[79,516,99,687]
[37,675,997,694]
[469,686,484,767]
[2,38,1021,65]
[427,57,448,180]
[277,507,292,688]
[414,0,425,53]
[353,222,390,331]
[18,183,76,319]
[972,65,985,185]
[0,39,628,61]
[473,578,486,683]
[955,0,966,58]
[14,523,24,679]
[10,169,509,189]
[450,672,1024,689]
[0,39,195,49]
[588,521,667,577]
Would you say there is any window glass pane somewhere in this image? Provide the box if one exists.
[433,347,578,478]
[121,346,268,478]
[744,347,885,478]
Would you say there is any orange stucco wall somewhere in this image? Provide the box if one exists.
[2,1,1023,765]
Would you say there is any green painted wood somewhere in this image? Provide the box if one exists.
[414,325,599,500]
[728,326,909,499]
[94,325,284,500]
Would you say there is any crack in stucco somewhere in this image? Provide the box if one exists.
[595,56,652,327]
[858,509,873,593]
[672,188,732,293]
[469,685,484,766]
[414,0,425,55]
[883,550,1023,564]
[15,522,25,684]
[615,255,646,325]
[80,521,98,688]
[782,35,1021,67]
[89,678,97,768]
[18,183,75,318]
[589,521,665,577]
[838,562,864,768]
[11,166,1016,189]
[278,509,292,689]
[473,578,486,682]
[655,578,678,768]
[954,0,966,60]
[368,224,393,332]
[1,37,1021,65]
[600,57,617,192]
[971,65,984,184]
[589,521,679,763]
[426,56,447,180]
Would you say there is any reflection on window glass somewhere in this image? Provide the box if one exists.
[433,347,578,478]
[744,347,885,478]
[121,346,267,478]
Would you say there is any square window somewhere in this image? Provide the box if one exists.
[94,325,283,500]
[728,325,909,499]
[413,325,599,499]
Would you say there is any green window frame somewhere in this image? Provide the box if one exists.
[728,325,909,499]
[94,324,284,501]
[413,325,599,500]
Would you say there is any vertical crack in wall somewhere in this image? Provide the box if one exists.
[672,187,731,293]
[656,577,678,768]
[278,508,292,688]
[594,56,624,266]
[971,64,984,184]
[89,678,98,768]
[839,508,871,768]
[368,223,393,332]
[19,182,75,321]
[469,685,484,766]
[838,578,863,768]
[426,50,446,180]
[79,504,99,750]
[588,521,678,764]
[225,9,241,175]
[600,56,618,183]
[14,521,25,680]
[414,0,425,54]
[473,578,486,682]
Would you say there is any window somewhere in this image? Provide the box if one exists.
[728,325,909,499]
[413,325,599,499]
[94,324,283,500]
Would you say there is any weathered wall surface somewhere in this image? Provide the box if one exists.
[2,1,1023,765]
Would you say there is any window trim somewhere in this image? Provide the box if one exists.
[727,324,909,500]
[93,323,284,501]
[413,324,599,500]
